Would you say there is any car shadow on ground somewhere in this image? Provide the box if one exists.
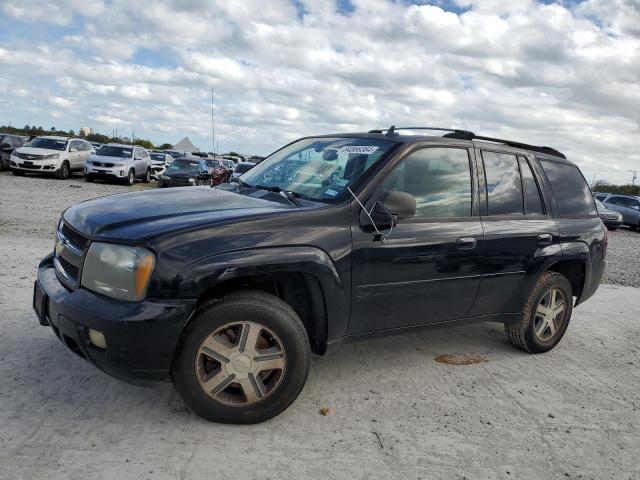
[9,319,516,426]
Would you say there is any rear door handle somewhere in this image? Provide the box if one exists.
[456,237,477,250]
[537,233,553,246]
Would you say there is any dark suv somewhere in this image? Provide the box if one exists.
[0,133,27,170]
[33,127,605,423]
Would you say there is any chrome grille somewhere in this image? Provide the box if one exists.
[54,221,89,290]
[16,152,45,160]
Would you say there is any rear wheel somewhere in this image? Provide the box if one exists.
[171,291,310,424]
[57,161,70,180]
[505,272,573,353]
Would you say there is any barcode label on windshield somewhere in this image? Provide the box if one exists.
[339,146,379,155]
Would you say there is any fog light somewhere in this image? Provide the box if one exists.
[88,328,107,349]
[120,170,124,177]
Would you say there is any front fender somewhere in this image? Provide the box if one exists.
[180,246,350,341]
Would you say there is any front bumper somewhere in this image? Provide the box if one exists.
[85,164,127,178]
[10,158,60,172]
[34,254,196,383]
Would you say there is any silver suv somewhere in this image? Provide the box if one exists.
[600,194,640,230]
[84,144,152,185]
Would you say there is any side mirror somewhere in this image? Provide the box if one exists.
[371,190,416,228]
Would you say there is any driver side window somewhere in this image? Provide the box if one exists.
[381,147,473,219]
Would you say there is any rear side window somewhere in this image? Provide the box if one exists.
[539,160,596,217]
[482,151,523,215]
[518,156,545,215]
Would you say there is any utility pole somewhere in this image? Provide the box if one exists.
[211,88,215,154]
[630,170,637,186]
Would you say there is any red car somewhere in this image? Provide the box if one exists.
[205,159,229,185]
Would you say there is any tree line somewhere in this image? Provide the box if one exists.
[0,124,173,151]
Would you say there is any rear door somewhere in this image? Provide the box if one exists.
[469,148,559,316]
[349,144,484,334]
[68,140,83,169]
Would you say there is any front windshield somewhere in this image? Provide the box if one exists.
[26,138,68,151]
[97,146,133,158]
[166,159,201,174]
[151,153,166,161]
[240,137,395,201]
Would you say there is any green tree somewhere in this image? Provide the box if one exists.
[159,143,173,150]
[134,139,154,149]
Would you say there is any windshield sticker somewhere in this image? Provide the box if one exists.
[324,188,339,197]
[333,178,349,187]
[338,145,379,155]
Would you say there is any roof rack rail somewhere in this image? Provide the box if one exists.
[368,125,566,159]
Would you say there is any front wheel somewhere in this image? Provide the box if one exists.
[124,169,135,186]
[171,291,310,424]
[57,161,70,180]
[505,272,573,353]
[143,168,151,183]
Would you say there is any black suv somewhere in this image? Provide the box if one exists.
[33,127,605,423]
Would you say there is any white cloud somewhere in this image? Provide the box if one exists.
[0,0,638,183]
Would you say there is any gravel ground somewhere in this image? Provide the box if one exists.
[601,227,640,288]
[1,170,639,479]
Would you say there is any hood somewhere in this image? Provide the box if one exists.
[165,171,198,179]
[15,146,63,156]
[90,154,131,163]
[63,186,293,240]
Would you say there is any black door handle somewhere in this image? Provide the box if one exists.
[537,233,553,246]
[456,237,477,250]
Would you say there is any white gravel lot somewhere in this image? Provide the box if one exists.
[1,170,639,480]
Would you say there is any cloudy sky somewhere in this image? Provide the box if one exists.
[0,0,638,183]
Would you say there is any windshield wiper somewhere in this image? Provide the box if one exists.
[253,185,302,207]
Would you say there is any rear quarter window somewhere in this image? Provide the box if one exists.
[539,159,596,217]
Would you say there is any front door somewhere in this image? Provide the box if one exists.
[349,146,483,335]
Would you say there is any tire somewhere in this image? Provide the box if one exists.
[606,226,617,231]
[171,291,310,424]
[12,169,25,176]
[57,161,70,180]
[143,168,151,183]
[85,175,93,183]
[195,179,203,186]
[124,169,135,186]
[505,271,573,353]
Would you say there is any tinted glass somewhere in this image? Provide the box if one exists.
[166,160,201,173]
[539,160,596,216]
[519,156,544,215]
[96,146,133,158]
[151,153,165,161]
[483,151,523,215]
[235,163,255,174]
[381,147,472,218]
[26,138,68,151]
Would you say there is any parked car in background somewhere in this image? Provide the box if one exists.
[593,192,609,202]
[158,158,212,187]
[205,158,230,184]
[89,142,103,151]
[165,150,193,160]
[33,127,605,424]
[10,136,92,179]
[601,194,640,230]
[221,159,235,173]
[149,151,173,180]
[230,161,256,181]
[595,198,623,230]
[84,143,151,185]
[0,133,27,170]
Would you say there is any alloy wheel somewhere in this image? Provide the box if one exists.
[533,287,566,342]
[194,321,286,406]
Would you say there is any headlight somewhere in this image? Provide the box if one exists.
[81,242,155,301]
[45,154,60,160]
[188,178,195,184]
[617,213,623,220]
